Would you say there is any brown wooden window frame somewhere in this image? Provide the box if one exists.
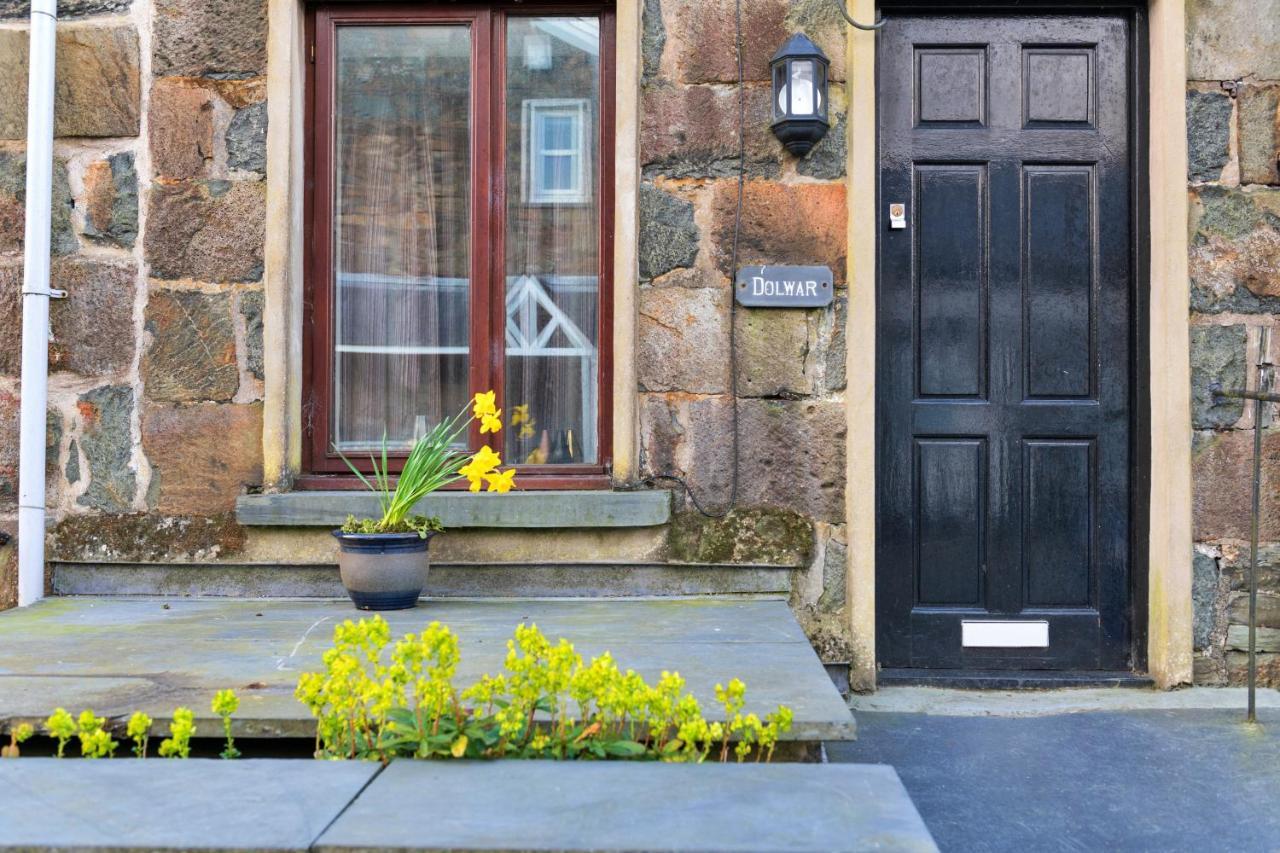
[302,1,616,490]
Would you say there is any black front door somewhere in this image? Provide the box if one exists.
[876,14,1134,671]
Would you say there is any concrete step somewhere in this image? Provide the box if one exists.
[0,759,936,852]
[51,560,793,598]
[877,668,1156,690]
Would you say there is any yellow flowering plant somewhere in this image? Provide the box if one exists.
[295,616,792,763]
[158,708,196,759]
[337,391,517,537]
[212,689,240,759]
[76,709,118,759]
[126,711,152,758]
[44,708,76,758]
[14,697,239,761]
[1,723,33,758]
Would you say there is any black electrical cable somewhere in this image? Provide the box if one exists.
[640,0,744,519]
[830,0,886,30]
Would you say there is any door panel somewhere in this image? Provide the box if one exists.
[1023,439,1094,607]
[1023,166,1095,399]
[915,165,987,398]
[877,14,1132,671]
[916,438,986,607]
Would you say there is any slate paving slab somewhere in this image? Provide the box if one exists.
[0,759,378,851]
[315,761,938,853]
[0,597,855,742]
[829,709,1280,853]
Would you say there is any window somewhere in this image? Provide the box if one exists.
[524,99,591,204]
[305,4,614,488]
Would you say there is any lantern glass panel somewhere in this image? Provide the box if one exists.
[816,61,828,119]
[785,59,817,116]
[772,61,787,121]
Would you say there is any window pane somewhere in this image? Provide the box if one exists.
[332,25,471,451]
[543,152,575,191]
[506,16,600,465]
[543,114,575,150]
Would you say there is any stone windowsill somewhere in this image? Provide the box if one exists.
[235,490,671,529]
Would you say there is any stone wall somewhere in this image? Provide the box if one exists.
[0,0,856,643]
[635,0,852,656]
[0,0,268,601]
[1186,0,1280,685]
[0,0,1275,682]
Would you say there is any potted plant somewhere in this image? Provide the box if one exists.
[333,391,514,611]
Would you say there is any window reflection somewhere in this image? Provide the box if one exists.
[332,26,472,451]
[504,16,601,465]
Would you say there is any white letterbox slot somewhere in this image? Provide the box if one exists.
[961,620,1050,648]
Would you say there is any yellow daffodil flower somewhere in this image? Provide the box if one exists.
[480,410,503,434]
[473,445,501,471]
[472,390,497,419]
[518,422,535,440]
[459,446,502,492]
[511,404,530,426]
[485,468,516,494]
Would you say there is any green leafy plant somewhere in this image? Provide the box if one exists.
[336,392,517,537]
[44,708,76,758]
[127,712,152,758]
[295,616,792,763]
[340,514,443,537]
[212,690,240,759]
[1,723,33,758]
[158,708,196,758]
[77,710,117,759]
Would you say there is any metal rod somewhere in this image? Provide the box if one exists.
[1248,328,1272,723]
[1211,332,1274,723]
[1248,385,1262,724]
[1213,388,1280,404]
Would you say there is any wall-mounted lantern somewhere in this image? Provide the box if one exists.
[770,33,830,156]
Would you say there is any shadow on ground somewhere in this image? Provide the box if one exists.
[828,709,1279,853]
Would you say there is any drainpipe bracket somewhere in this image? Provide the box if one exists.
[23,288,66,299]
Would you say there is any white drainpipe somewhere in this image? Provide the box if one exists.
[17,0,59,607]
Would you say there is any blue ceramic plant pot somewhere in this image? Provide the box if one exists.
[332,530,435,611]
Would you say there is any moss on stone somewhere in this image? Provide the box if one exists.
[793,607,854,664]
[667,507,813,566]
[48,513,247,563]
[0,544,14,611]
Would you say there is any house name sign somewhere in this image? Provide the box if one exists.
[734,265,834,308]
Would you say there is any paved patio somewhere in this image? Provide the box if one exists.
[830,701,1280,852]
[0,596,855,743]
